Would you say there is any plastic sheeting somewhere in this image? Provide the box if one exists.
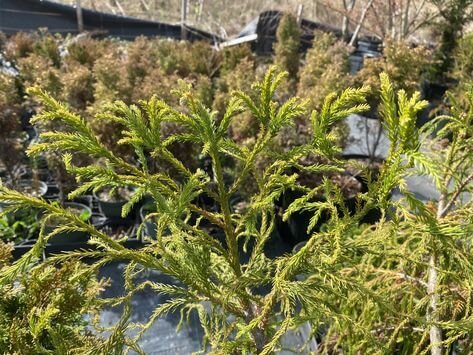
[0,0,220,42]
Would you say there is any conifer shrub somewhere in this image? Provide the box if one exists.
[447,33,473,109]
[126,36,157,86]
[218,44,254,76]
[154,39,218,77]
[4,32,35,61]
[66,36,110,67]
[62,63,95,111]
[17,54,63,99]
[0,41,471,352]
[0,67,408,353]
[274,13,301,80]
[32,30,62,68]
[91,49,131,102]
[0,242,104,354]
[0,73,25,184]
[298,31,351,112]
[352,39,431,115]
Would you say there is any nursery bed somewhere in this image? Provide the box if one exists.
[11,188,144,259]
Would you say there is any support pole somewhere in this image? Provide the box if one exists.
[181,0,188,40]
[296,4,304,25]
[76,0,84,33]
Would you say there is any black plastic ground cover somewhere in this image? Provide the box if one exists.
[245,10,382,54]
[0,0,220,42]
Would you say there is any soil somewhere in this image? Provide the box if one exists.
[47,205,90,226]
[18,183,44,197]
[100,224,134,240]
[98,187,134,202]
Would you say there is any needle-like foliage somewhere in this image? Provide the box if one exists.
[1,68,472,353]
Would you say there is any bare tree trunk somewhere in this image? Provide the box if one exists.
[342,0,356,37]
[349,0,374,46]
[427,252,442,355]
[402,0,411,39]
[113,0,126,16]
[197,0,204,23]
[140,0,150,14]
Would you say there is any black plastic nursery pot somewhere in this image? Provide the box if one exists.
[44,202,92,244]
[97,217,142,247]
[94,188,136,221]
[139,204,157,240]
[0,180,48,212]
[17,179,48,197]
[276,155,385,246]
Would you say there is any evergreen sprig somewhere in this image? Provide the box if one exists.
[1,68,472,353]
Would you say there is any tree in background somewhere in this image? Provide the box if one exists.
[274,13,301,81]
[428,0,473,83]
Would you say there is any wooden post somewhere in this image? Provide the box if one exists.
[76,0,84,32]
[197,0,204,23]
[313,0,318,20]
[296,4,304,25]
[181,0,188,40]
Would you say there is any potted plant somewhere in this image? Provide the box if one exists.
[43,202,91,244]
[6,69,473,353]
[0,208,39,244]
[0,73,27,186]
[139,202,157,240]
[10,69,377,353]
[0,242,104,354]
[94,186,135,221]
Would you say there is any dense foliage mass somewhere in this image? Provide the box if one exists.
[0,14,473,353]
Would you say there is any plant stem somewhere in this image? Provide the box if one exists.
[427,251,442,355]
[210,145,241,277]
[428,197,445,355]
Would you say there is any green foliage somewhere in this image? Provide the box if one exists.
[66,36,110,67]
[0,208,39,243]
[0,67,378,353]
[274,13,301,80]
[352,39,431,114]
[298,31,351,111]
[4,32,35,61]
[32,30,62,68]
[1,29,472,352]
[428,0,473,82]
[448,33,473,108]
[218,44,254,76]
[0,73,25,184]
[0,241,104,354]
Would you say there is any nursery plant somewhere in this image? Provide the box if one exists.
[298,31,351,112]
[351,39,431,113]
[0,209,39,243]
[0,68,472,354]
[0,73,26,186]
[319,76,473,354]
[274,13,301,81]
[0,241,104,354]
